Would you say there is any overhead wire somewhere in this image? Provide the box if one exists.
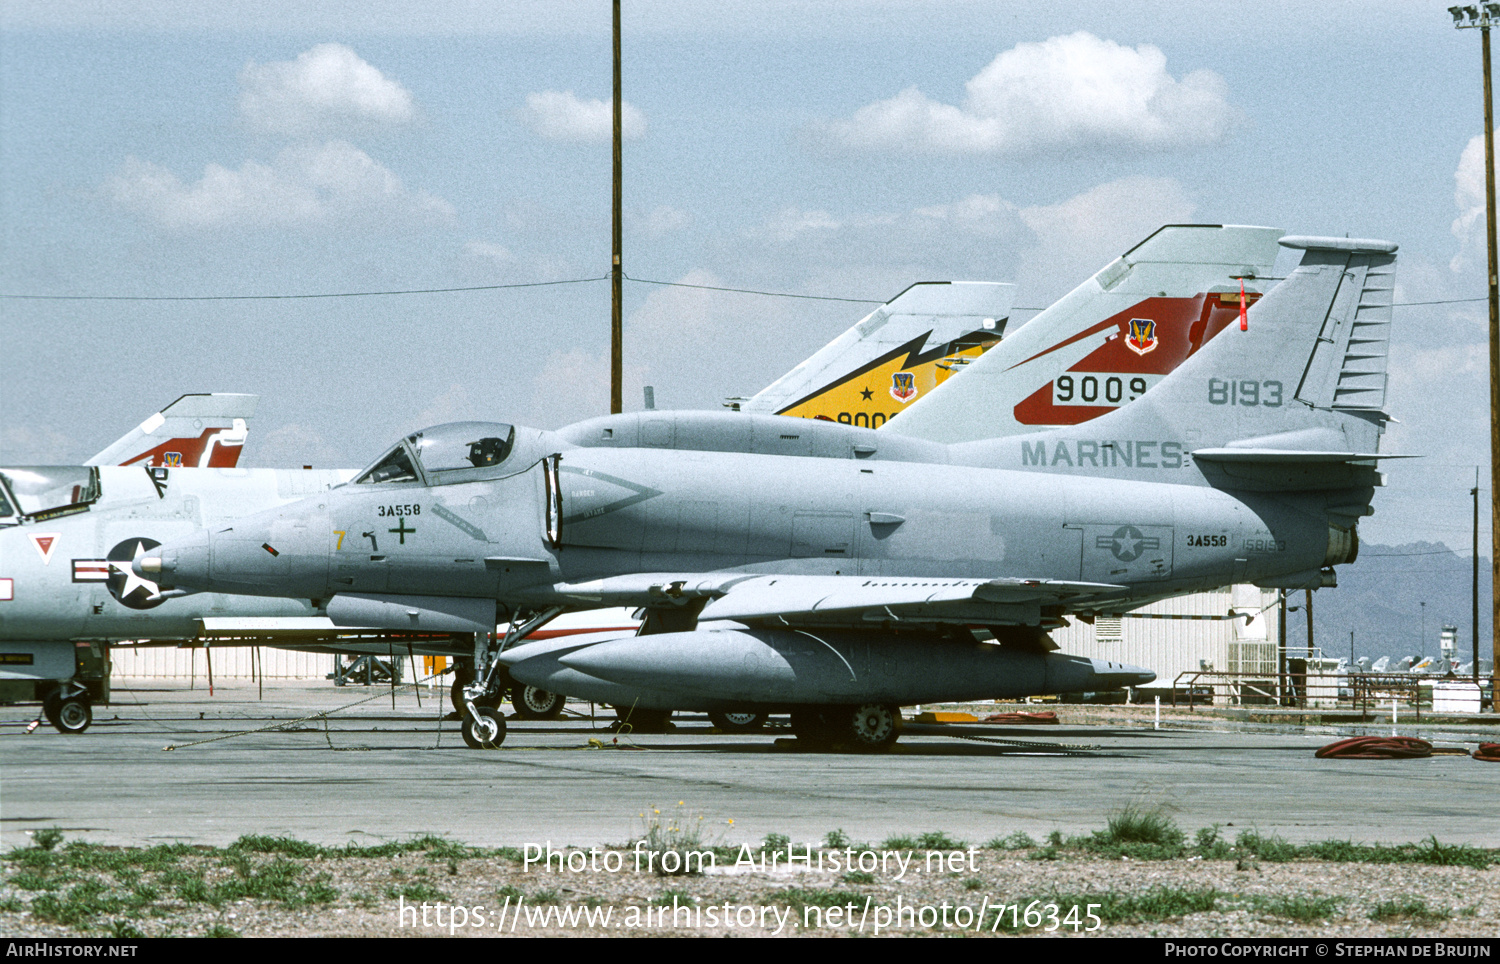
[0,272,1488,310]
[0,276,609,302]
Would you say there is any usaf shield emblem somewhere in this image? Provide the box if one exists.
[890,371,918,403]
[1126,317,1158,356]
[163,452,184,467]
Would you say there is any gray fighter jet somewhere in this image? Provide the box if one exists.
[139,235,1398,750]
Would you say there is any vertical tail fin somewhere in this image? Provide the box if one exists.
[883,225,1285,443]
[959,237,1400,493]
[86,393,258,468]
[738,280,1013,428]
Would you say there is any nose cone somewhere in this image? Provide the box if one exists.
[139,499,332,599]
[135,532,209,591]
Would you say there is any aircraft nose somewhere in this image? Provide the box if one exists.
[136,533,209,591]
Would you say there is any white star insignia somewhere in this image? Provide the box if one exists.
[110,541,161,599]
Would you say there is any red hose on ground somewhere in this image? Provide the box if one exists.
[980,711,1059,725]
[1315,736,1432,759]
[1474,743,1500,762]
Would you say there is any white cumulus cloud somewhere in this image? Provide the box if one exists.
[825,31,1232,156]
[108,140,453,231]
[519,90,645,143]
[239,43,415,136]
[1451,134,1497,274]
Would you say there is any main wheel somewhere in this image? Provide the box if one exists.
[449,664,475,714]
[708,710,768,733]
[789,707,837,748]
[512,686,565,720]
[612,706,672,733]
[41,689,64,729]
[461,706,506,748]
[53,698,92,735]
[837,703,902,751]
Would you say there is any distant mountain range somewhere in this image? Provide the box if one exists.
[1279,541,1491,665]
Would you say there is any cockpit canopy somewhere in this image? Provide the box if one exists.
[354,422,522,487]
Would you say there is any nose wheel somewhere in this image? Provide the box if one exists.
[462,706,506,748]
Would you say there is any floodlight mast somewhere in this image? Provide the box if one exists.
[1452,4,1500,709]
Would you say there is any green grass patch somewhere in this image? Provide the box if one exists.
[1234,832,1493,869]
[881,831,966,850]
[842,870,875,884]
[1194,826,1235,860]
[1253,894,1341,923]
[985,831,1036,851]
[648,889,695,907]
[32,828,64,851]
[384,881,448,902]
[1370,899,1452,924]
[28,879,155,929]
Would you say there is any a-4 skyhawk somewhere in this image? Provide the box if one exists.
[141,236,1392,749]
[138,235,1397,751]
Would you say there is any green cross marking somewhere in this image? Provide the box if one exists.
[389,518,415,544]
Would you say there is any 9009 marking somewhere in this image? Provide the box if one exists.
[1053,373,1161,407]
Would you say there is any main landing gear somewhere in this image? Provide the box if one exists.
[789,703,902,751]
[708,710,769,733]
[42,685,94,735]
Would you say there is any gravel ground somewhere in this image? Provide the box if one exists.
[4,836,1497,938]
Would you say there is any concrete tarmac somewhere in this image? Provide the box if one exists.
[3,681,1497,852]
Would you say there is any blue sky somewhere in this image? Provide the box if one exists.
[0,0,1492,554]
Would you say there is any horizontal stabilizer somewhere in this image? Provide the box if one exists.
[1192,449,1408,463]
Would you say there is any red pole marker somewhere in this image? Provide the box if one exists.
[1239,278,1248,331]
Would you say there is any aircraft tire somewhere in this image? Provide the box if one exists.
[461,706,506,749]
[41,689,63,729]
[512,686,565,720]
[837,703,901,751]
[789,707,837,748]
[613,706,673,733]
[708,710,768,733]
[449,665,474,714]
[53,698,92,735]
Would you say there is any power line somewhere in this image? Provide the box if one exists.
[625,274,883,304]
[2,275,1488,310]
[0,276,609,302]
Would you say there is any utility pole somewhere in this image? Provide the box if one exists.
[610,0,624,415]
[1305,588,1314,657]
[1450,4,1500,710]
[1277,589,1288,705]
[1476,466,1482,684]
